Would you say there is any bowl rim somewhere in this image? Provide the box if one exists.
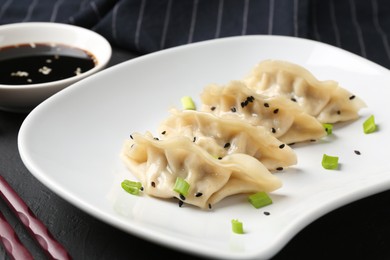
[0,22,112,89]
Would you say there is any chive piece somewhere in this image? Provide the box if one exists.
[231,219,244,234]
[322,123,333,135]
[248,192,273,209]
[322,154,339,170]
[181,96,196,110]
[363,115,377,134]
[173,177,190,197]
[121,180,143,195]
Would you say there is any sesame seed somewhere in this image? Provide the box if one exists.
[291,98,297,102]
[349,95,356,100]
[279,144,285,149]
[179,194,186,200]
[271,127,276,133]
[231,107,237,112]
[263,211,270,216]
[153,137,159,140]
[218,157,222,160]
[264,103,269,107]
[224,142,231,148]
[195,192,203,197]
[161,131,166,135]
[337,110,341,115]
[193,137,196,142]
[276,167,283,171]
[130,135,133,139]
[273,108,279,114]
[354,150,361,155]
[208,203,212,209]
[151,181,156,187]
[178,200,184,207]
[211,106,216,111]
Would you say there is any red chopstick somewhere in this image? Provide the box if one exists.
[0,175,71,260]
[0,210,33,259]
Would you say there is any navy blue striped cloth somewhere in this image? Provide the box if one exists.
[1,0,390,69]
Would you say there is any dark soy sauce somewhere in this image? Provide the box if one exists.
[0,43,96,85]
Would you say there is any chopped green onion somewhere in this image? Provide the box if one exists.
[321,154,339,170]
[173,177,190,197]
[322,123,333,135]
[181,96,196,110]
[363,115,376,134]
[231,219,244,234]
[248,192,273,209]
[121,180,143,195]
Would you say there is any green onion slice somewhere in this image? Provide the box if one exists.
[363,115,376,134]
[322,123,333,135]
[248,192,273,209]
[231,219,244,234]
[173,177,190,197]
[321,154,339,170]
[181,96,196,110]
[121,180,143,195]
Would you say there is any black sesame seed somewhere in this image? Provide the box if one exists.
[349,95,356,100]
[279,144,285,149]
[354,150,361,155]
[140,187,144,191]
[263,211,270,216]
[151,181,156,187]
[208,203,212,209]
[264,103,269,107]
[273,108,279,114]
[276,167,283,171]
[240,101,245,108]
[193,137,196,142]
[179,194,186,200]
[211,106,216,111]
[161,130,166,135]
[130,144,134,148]
[231,107,237,112]
[153,137,159,140]
[130,135,133,139]
[291,98,297,102]
[337,110,341,115]
[195,192,203,197]
[224,142,231,148]
[271,127,276,133]
[310,139,316,142]
[247,96,254,102]
[178,200,184,207]
[218,157,222,160]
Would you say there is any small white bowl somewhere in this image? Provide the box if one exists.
[0,22,112,113]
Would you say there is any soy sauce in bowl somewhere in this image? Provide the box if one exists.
[0,43,96,85]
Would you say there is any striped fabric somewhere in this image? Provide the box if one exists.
[1,0,390,69]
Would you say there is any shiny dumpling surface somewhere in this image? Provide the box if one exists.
[200,80,326,144]
[243,59,367,123]
[121,132,282,209]
[157,109,297,171]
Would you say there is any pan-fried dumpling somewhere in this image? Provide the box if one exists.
[243,59,367,123]
[200,80,326,144]
[121,132,282,209]
[157,109,297,171]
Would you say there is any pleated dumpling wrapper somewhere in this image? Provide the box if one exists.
[243,59,367,123]
[157,109,297,171]
[200,80,326,144]
[121,132,282,209]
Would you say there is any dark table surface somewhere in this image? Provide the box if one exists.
[1,46,390,260]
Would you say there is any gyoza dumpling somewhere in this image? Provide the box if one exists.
[157,109,297,171]
[243,59,367,123]
[121,132,282,209]
[200,80,326,144]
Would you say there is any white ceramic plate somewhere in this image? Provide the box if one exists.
[18,36,390,259]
